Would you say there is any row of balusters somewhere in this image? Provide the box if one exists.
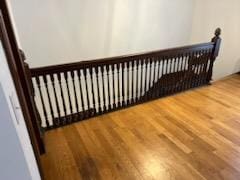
[32,49,213,129]
[145,50,213,98]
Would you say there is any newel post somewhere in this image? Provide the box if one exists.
[19,49,35,96]
[212,28,222,58]
[19,49,45,154]
[207,28,222,82]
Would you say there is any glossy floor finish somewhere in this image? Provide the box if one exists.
[41,74,240,180]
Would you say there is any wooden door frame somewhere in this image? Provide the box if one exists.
[0,1,44,178]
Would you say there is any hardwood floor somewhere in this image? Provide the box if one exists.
[41,74,240,180]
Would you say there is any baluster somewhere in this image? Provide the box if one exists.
[164,57,169,95]
[147,58,152,99]
[203,50,212,84]
[173,56,177,73]
[122,62,126,106]
[161,58,167,96]
[135,60,140,102]
[158,58,163,97]
[156,58,161,96]
[106,65,111,110]
[57,73,67,124]
[182,55,187,91]
[176,56,180,72]
[157,58,164,97]
[149,58,155,99]
[36,76,49,128]
[83,68,91,117]
[95,67,102,114]
[198,51,204,85]
[111,64,116,109]
[202,52,207,84]
[171,57,177,94]
[174,56,180,93]
[184,53,190,90]
[180,55,185,91]
[168,57,176,94]
[89,67,96,115]
[176,56,180,73]
[70,71,79,120]
[182,54,188,91]
[77,70,85,118]
[208,49,213,82]
[126,61,130,105]
[184,53,191,90]
[178,54,184,92]
[117,64,121,107]
[153,58,159,98]
[182,54,188,90]
[131,61,135,103]
[160,58,165,96]
[101,66,107,112]
[151,58,156,99]
[206,50,213,84]
[144,58,149,101]
[199,50,208,86]
[193,51,199,88]
[193,51,201,87]
[177,55,182,91]
[166,58,171,94]
[147,58,152,97]
[167,57,172,94]
[42,75,55,127]
[196,51,202,87]
[64,72,73,122]
[169,57,173,93]
[191,51,198,88]
[50,74,61,126]
[140,59,145,101]
[179,54,184,72]
[188,52,195,89]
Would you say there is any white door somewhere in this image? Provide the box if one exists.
[0,38,41,180]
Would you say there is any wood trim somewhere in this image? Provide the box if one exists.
[31,42,214,76]
[0,1,44,178]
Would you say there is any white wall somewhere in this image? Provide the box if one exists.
[9,0,240,79]
[9,0,194,67]
[190,0,240,80]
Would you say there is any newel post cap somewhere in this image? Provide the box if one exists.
[214,28,221,37]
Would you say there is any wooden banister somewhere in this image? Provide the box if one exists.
[30,42,214,76]
[27,28,221,130]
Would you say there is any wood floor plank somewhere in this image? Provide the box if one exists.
[89,117,144,180]
[62,125,102,180]
[41,74,240,180]
[41,130,82,180]
[74,123,121,180]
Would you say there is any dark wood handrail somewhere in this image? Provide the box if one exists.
[31,42,214,76]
